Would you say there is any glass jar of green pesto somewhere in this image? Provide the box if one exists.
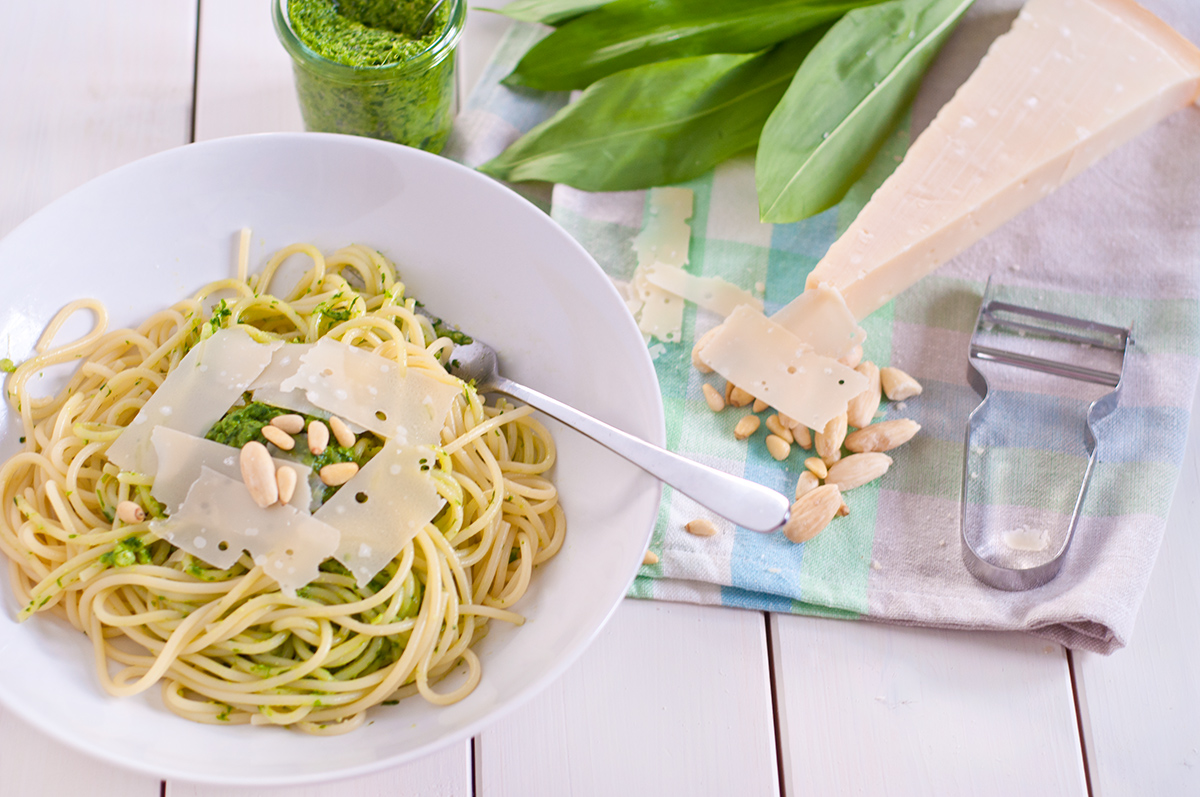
[273,0,464,153]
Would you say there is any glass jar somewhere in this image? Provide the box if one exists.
[273,0,465,153]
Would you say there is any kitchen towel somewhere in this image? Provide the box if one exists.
[444,0,1200,653]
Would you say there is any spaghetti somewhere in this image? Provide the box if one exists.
[0,242,564,734]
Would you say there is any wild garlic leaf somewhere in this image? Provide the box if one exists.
[480,32,826,191]
[756,0,974,223]
[504,0,881,91]
[486,0,612,26]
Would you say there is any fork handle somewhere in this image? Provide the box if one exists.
[491,377,790,533]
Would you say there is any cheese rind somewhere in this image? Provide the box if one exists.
[798,0,1200,320]
[698,305,868,430]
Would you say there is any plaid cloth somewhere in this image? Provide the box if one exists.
[443,0,1200,653]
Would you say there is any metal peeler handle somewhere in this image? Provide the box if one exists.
[960,279,1134,591]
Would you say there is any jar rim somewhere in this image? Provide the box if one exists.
[273,0,466,82]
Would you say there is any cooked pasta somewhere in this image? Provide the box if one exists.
[0,242,564,734]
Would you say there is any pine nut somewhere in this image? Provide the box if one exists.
[729,385,754,408]
[734,415,760,440]
[685,518,718,537]
[793,424,812,449]
[766,434,791,461]
[724,380,735,404]
[270,414,305,434]
[261,424,295,451]
[847,362,881,430]
[845,419,921,453]
[702,383,725,412]
[116,500,145,525]
[752,398,768,413]
[777,413,799,430]
[838,344,863,369]
[880,366,923,401]
[276,465,298,505]
[308,420,330,455]
[329,415,356,447]
[691,327,718,373]
[320,462,359,486]
[816,412,848,467]
[765,414,793,444]
[240,441,279,508]
[783,484,842,544]
[794,470,820,500]
[643,550,659,565]
[804,457,828,479]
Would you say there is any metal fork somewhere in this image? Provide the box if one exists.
[443,337,791,533]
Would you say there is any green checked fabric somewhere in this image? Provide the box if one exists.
[445,1,1200,653]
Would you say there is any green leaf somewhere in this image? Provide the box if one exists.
[480,31,827,191]
[756,0,973,223]
[484,0,612,25]
[504,0,882,91]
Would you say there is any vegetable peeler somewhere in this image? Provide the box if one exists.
[960,279,1134,591]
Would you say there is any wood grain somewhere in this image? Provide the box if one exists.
[477,599,780,797]
[771,615,1088,795]
[1072,381,1200,795]
[167,743,471,797]
[194,0,303,140]
[0,0,197,238]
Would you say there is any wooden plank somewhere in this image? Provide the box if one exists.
[1072,381,1200,795]
[193,0,303,140]
[167,743,471,797]
[477,599,779,797]
[771,616,1087,795]
[0,0,197,238]
[0,1,195,794]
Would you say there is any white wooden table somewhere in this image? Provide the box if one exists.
[1,3,1197,794]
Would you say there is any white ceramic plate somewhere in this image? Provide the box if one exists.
[0,133,663,785]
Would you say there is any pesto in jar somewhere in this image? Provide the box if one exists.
[277,0,461,152]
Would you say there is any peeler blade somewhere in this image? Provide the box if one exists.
[960,278,1134,591]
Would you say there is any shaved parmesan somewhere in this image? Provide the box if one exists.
[633,272,686,343]
[770,284,865,360]
[629,187,694,342]
[279,338,460,445]
[643,263,763,318]
[249,344,364,431]
[151,467,339,596]
[699,305,867,430]
[633,187,693,269]
[107,328,281,475]
[149,426,313,513]
[314,443,445,587]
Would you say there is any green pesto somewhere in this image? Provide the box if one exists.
[284,0,459,151]
[0,358,15,373]
[290,0,442,66]
[208,299,232,333]
[101,536,151,568]
[203,400,383,506]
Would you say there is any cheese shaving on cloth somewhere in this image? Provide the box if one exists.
[0,242,564,734]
